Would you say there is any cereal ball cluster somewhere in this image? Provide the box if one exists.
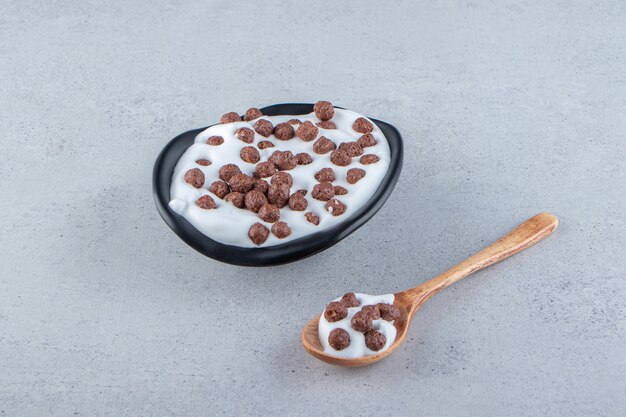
[296,152,313,165]
[313,136,336,154]
[324,293,400,351]
[305,212,320,225]
[207,136,224,146]
[257,140,274,150]
[196,195,216,209]
[218,164,241,182]
[325,199,347,216]
[317,121,336,129]
[184,168,205,188]
[352,117,374,133]
[296,121,318,141]
[183,101,384,245]
[220,112,241,124]
[244,107,263,121]
[357,133,377,148]
[254,119,274,137]
[258,203,280,223]
[330,149,351,166]
[268,150,297,171]
[288,191,308,211]
[328,329,350,351]
[210,180,229,199]
[235,127,254,144]
[346,168,366,184]
[273,122,294,140]
[248,222,269,245]
[324,300,350,323]
[195,159,211,166]
[240,146,260,163]
[224,192,244,208]
[271,221,291,238]
[228,173,255,193]
[314,100,335,121]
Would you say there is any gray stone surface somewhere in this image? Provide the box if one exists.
[1,0,625,416]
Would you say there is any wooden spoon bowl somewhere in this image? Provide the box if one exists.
[302,212,559,367]
[302,303,411,367]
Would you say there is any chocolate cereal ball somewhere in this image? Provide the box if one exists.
[325,199,347,216]
[334,185,348,195]
[210,180,230,199]
[267,182,290,208]
[271,171,293,187]
[357,133,377,148]
[338,141,363,157]
[360,154,380,164]
[268,150,297,171]
[314,100,335,121]
[196,195,216,209]
[254,119,274,137]
[248,222,269,245]
[271,221,291,238]
[316,121,336,129]
[351,311,373,333]
[295,121,318,141]
[328,328,350,351]
[341,292,360,308]
[243,107,263,121]
[378,303,401,322]
[224,192,245,208]
[273,122,295,140]
[364,330,386,351]
[313,136,336,154]
[296,152,313,165]
[240,146,260,164]
[312,182,335,201]
[258,203,280,223]
[220,112,241,124]
[244,190,267,212]
[347,168,366,184]
[195,159,211,166]
[228,173,255,193]
[305,212,320,225]
[314,167,335,183]
[235,127,255,144]
[255,161,276,178]
[184,168,205,188]
[251,179,269,195]
[206,135,224,146]
[330,149,351,167]
[352,117,374,133]
[218,164,241,182]
[288,192,308,211]
[362,304,381,320]
[257,140,274,149]
[324,301,348,322]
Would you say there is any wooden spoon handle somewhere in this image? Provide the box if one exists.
[400,212,559,310]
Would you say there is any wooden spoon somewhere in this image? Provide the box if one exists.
[301,212,559,367]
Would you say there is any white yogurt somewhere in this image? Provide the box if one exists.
[318,293,397,358]
[168,108,391,247]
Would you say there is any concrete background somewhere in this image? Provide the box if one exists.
[1,0,625,416]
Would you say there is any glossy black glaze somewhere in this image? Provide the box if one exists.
[153,103,403,266]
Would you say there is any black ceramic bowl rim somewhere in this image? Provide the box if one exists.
[153,103,403,267]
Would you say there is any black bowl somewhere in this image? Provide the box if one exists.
[153,103,403,266]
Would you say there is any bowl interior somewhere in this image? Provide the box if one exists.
[153,103,403,266]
